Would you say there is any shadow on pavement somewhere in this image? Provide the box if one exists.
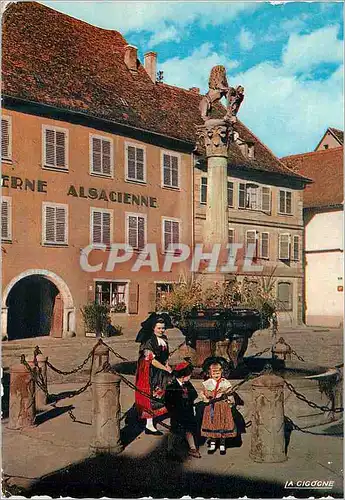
[35,405,75,425]
[17,435,342,499]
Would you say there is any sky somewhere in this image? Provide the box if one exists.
[41,1,344,157]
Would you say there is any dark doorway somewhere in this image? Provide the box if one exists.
[6,276,62,340]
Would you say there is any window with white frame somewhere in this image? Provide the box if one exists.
[95,281,128,312]
[260,232,269,259]
[43,126,68,170]
[1,196,12,241]
[126,213,146,250]
[162,151,179,188]
[163,218,180,252]
[200,177,207,204]
[239,183,271,211]
[1,116,12,160]
[279,233,290,260]
[279,190,292,214]
[90,135,113,176]
[125,143,145,182]
[292,235,300,261]
[228,227,235,257]
[42,203,68,245]
[227,181,234,207]
[91,208,112,246]
[277,281,293,311]
[246,230,258,259]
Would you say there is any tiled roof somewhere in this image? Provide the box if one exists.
[281,147,344,208]
[329,127,344,144]
[2,1,307,181]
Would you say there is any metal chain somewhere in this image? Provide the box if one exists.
[290,349,305,362]
[284,415,341,436]
[247,347,271,359]
[46,349,94,375]
[284,379,343,413]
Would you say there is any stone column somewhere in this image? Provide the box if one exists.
[35,354,48,411]
[250,373,286,463]
[90,370,123,455]
[8,363,36,430]
[197,119,230,255]
[92,342,110,375]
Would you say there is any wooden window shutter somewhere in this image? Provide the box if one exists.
[164,219,171,250]
[128,282,139,314]
[239,183,246,208]
[286,191,292,214]
[261,187,271,212]
[92,211,103,244]
[92,138,102,173]
[45,206,56,243]
[102,212,111,246]
[1,199,10,240]
[293,235,300,261]
[45,129,56,167]
[148,282,157,313]
[260,232,269,259]
[1,118,11,159]
[172,221,179,244]
[55,207,67,243]
[279,190,285,213]
[55,131,66,167]
[163,154,171,186]
[102,139,111,175]
[136,147,144,181]
[171,156,179,187]
[127,146,136,179]
[87,281,95,303]
[138,216,145,249]
[279,234,290,260]
[128,215,138,248]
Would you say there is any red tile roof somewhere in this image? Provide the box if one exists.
[281,147,344,208]
[2,1,307,181]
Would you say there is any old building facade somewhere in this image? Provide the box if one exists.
[1,2,309,340]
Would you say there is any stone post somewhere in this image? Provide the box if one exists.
[35,354,48,411]
[90,370,123,455]
[250,373,286,463]
[8,363,36,430]
[92,342,110,375]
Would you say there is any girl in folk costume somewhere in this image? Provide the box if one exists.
[165,361,201,459]
[135,313,173,435]
[200,357,237,455]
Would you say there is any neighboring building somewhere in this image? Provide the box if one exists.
[315,127,343,151]
[1,2,310,340]
[282,145,344,327]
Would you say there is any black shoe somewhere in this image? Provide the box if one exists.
[145,428,163,436]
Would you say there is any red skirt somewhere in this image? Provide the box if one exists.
[201,400,237,439]
[135,356,170,419]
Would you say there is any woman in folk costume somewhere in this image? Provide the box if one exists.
[135,312,173,435]
[200,357,237,455]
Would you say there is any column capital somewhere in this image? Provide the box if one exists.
[196,118,233,158]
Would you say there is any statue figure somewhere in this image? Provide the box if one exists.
[199,65,245,123]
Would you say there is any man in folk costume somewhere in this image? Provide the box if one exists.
[200,357,237,455]
[165,361,201,459]
[135,312,174,435]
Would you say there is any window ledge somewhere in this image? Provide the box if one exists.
[1,239,12,244]
[161,185,180,191]
[1,158,12,164]
[90,172,114,179]
[42,243,69,248]
[125,178,147,185]
[277,212,293,216]
[42,166,69,173]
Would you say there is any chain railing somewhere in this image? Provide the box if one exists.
[290,349,305,362]
[284,379,343,414]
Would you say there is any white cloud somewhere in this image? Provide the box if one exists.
[161,26,344,157]
[238,28,255,51]
[282,25,343,72]
[148,24,180,48]
[159,43,239,92]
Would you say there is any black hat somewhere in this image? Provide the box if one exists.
[202,356,229,375]
[135,312,173,343]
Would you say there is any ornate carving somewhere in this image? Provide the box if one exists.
[196,119,230,157]
[199,65,245,123]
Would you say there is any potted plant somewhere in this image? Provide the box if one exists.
[81,302,110,337]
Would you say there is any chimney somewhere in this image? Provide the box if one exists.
[124,45,138,72]
[189,87,200,94]
[144,51,157,83]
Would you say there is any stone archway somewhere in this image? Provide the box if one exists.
[2,269,75,340]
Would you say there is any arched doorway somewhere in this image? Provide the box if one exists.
[6,275,64,340]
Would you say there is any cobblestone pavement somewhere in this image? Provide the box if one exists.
[2,326,343,498]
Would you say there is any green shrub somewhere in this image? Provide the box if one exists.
[81,302,110,336]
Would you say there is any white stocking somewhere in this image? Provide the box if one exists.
[145,418,156,431]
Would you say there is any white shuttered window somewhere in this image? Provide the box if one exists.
[292,235,300,261]
[90,135,113,176]
[1,196,12,240]
[126,213,146,250]
[91,208,112,246]
[163,218,180,251]
[126,143,145,182]
[43,126,68,170]
[260,232,269,259]
[279,233,290,260]
[43,203,68,245]
[162,151,179,188]
[246,230,258,259]
[1,116,12,160]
